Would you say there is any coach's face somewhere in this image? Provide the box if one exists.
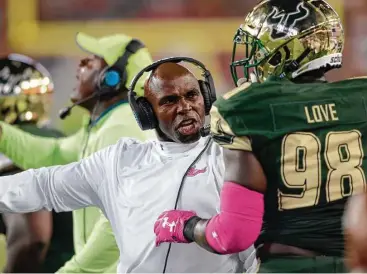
[72,55,106,108]
[148,72,205,144]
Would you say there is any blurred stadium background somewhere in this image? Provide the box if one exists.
[0,0,364,134]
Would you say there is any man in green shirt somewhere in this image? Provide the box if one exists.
[0,32,154,273]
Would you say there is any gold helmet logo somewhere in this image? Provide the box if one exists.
[267,2,310,40]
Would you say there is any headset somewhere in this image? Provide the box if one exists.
[128,57,217,133]
[59,39,145,119]
[97,39,145,98]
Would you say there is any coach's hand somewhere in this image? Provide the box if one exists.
[154,210,196,246]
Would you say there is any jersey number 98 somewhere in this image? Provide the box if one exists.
[278,130,366,210]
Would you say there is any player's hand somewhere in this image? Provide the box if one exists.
[154,210,196,246]
[344,193,367,272]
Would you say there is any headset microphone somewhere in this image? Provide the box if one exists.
[199,116,211,137]
[59,92,98,120]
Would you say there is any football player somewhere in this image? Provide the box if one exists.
[0,54,73,272]
[154,0,361,272]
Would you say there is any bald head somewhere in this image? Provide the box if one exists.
[142,61,205,144]
[144,62,196,96]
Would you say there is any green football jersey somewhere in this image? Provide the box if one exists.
[211,77,367,256]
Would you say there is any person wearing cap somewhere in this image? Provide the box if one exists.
[0,33,154,273]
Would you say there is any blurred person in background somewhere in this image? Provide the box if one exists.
[0,33,154,273]
[0,54,74,273]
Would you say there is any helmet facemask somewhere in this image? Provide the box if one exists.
[230,26,270,86]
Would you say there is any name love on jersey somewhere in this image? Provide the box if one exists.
[304,103,339,124]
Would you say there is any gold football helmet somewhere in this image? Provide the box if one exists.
[0,54,53,125]
[231,0,344,85]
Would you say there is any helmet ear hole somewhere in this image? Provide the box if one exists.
[268,51,282,66]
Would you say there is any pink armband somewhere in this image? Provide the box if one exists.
[205,181,263,254]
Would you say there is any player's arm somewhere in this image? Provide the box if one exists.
[344,193,367,272]
[0,122,82,169]
[2,211,52,273]
[183,106,266,254]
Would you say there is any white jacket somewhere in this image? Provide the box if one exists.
[0,136,255,273]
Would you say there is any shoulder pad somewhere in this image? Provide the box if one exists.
[210,105,252,151]
[222,82,252,100]
[212,80,285,143]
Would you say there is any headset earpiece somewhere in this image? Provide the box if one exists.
[103,70,121,87]
[198,80,212,115]
[128,91,157,130]
[98,39,144,99]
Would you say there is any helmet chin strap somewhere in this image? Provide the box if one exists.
[237,78,248,86]
[250,72,258,83]
[237,72,258,86]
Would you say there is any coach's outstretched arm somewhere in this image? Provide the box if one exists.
[0,144,112,214]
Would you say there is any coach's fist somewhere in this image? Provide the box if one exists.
[154,210,196,246]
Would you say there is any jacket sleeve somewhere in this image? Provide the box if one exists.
[57,125,140,273]
[56,214,119,273]
[0,144,116,214]
[0,122,82,169]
